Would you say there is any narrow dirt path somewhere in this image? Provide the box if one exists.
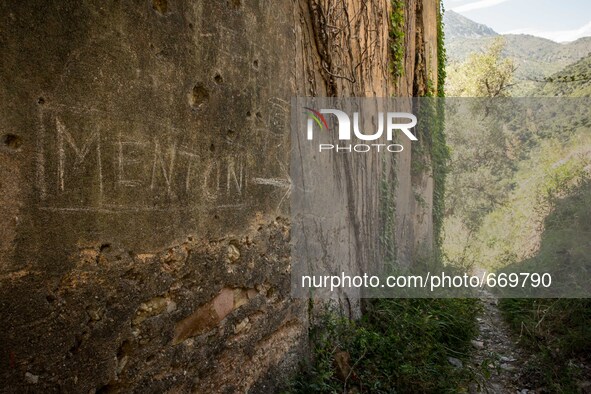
[469,291,528,394]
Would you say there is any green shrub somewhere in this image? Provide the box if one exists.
[288,299,479,393]
[500,298,591,392]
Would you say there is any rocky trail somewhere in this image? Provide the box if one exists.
[468,292,529,394]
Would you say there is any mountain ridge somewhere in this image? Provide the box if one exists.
[443,10,498,39]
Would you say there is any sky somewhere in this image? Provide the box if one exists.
[443,0,591,42]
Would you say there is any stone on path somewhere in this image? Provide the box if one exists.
[448,356,463,368]
[471,340,484,349]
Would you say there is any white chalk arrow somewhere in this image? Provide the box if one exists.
[251,177,291,189]
[251,159,291,211]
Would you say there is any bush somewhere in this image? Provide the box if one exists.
[500,298,591,392]
[288,298,479,393]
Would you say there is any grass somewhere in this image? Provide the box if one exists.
[287,299,479,393]
[500,298,591,392]
[497,180,591,392]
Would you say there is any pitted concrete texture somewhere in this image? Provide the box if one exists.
[0,1,302,391]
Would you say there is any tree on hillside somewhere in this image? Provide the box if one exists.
[443,38,518,266]
[446,37,516,97]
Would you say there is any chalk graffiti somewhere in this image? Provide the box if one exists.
[35,106,282,213]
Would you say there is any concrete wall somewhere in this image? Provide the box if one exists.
[0,0,440,392]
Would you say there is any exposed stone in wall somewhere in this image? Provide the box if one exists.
[0,0,440,391]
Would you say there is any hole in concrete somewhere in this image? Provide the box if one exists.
[69,334,83,354]
[117,340,131,359]
[37,97,45,105]
[152,0,167,14]
[46,294,56,303]
[214,214,220,220]
[209,143,215,152]
[189,84,209,109]
[246,111,252,118]
[226,129,235,141]
[214,73,223,84]
[2,134,22,150]
[256,112,263,120]
[96,383,116,394]
[253,59,259,70]
[229,0,241,9]
[188,23,194,30]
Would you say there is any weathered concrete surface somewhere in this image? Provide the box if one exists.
[294,0,440,310]
[394,0,440,265]
[0,1,304,392]
[0,0,440,391]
